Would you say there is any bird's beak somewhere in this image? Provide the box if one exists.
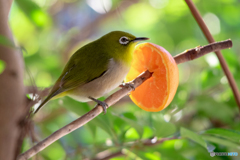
[132,37,149,42]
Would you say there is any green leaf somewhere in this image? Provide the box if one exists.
[122,112,137,121]
[195,96,235,123]
[151,113,176,137]
[118,114,144,139]
[130,149,161,160]
[122,148,145,160]
[200,68,222,89]
[125,128,140,139]
[15,0,51,28]
[119,127,130,143]
[202,135,240,149]
[0,60,6,74]
[180,127,207,149]
[142,126,154,139]
[204,128,240,143]
[158,139,208,160]
[143,152,161,160]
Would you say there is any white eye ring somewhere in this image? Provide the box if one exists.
[119,36,129,45]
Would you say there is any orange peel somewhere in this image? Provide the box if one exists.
[125,43,179,112]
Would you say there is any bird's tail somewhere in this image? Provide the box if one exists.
[34,89,61,114]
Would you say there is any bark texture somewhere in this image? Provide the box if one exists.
[0,0,26,159]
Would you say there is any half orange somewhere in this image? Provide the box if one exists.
[125,43,179,112]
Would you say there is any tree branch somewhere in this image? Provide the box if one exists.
[18,40,232,160]
[174,39,232,64]
[0,0,26,159]
[185,0,240,110]
[93,137,178,160]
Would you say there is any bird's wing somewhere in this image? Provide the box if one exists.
[34,46,110,114]
[56,60,108,92]
[50,49,110,97]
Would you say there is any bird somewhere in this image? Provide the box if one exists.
[34,31,149,114]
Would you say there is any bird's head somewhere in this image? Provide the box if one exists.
[98,31,149,64]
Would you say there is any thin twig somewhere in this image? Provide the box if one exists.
[96,151,123,160]
[174,39,232,64]
[93,137,178,160]
[17,40,232,160]
[185,0,240,110]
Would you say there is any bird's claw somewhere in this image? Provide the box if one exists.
[97,101,108,114]
[119,82,135,91]
[89,96,108,114]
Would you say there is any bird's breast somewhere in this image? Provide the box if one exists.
[68,58,130,102]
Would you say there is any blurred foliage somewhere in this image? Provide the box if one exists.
[0,59,5,74]
[8,0,240,159]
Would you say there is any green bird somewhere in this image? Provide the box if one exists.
[34,31,148,114]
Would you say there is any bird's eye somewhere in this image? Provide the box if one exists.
[119,36,129,45]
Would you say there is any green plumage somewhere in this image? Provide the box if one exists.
[54,40,110,93]
[34,31,148,114]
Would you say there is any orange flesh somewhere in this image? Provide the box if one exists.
[125,43,179,112]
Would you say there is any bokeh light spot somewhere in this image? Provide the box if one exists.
[149,0,169,9]
[203,13,221,35]
[86,0,112,14]
[204,53,219,67]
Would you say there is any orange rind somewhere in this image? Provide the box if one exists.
[125,43,179,112]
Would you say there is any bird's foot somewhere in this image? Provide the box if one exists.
[119,82,135,91]
[89,97,108,114]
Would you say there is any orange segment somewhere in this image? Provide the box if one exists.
[125,43,179,112]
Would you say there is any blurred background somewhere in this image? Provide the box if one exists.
[10,0,240,159]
